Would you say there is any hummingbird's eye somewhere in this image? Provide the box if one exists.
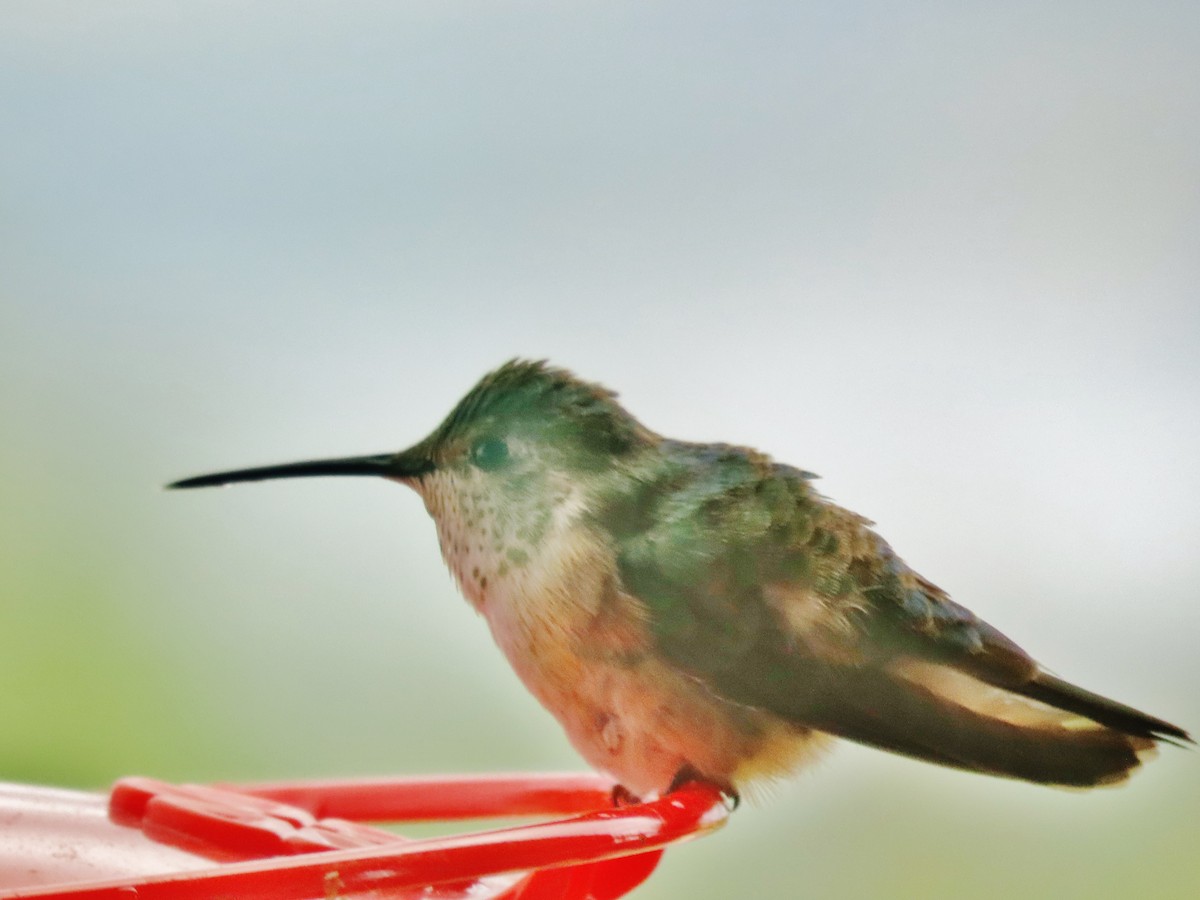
[469,436,510,471]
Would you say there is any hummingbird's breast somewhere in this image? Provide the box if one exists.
[416,470,826,795]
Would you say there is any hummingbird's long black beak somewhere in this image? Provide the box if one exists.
[167,448,434,490]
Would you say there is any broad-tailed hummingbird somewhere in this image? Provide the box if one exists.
[170,360,1188,801]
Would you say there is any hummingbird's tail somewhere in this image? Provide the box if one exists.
[814,663,1188,787]
[1008,670,1189,746]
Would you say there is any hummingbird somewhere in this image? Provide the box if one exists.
[170,359,1188,801]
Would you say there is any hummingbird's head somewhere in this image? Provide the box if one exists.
[397,361,654,589]
[168,360,655,599]
[418,358,649,489]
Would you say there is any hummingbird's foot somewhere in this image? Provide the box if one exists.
[609,783,642,808]
[667,764,741,811]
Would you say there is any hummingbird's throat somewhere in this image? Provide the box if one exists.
[417,470,560,610]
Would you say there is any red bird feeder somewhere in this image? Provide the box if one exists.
[0,773,730,899]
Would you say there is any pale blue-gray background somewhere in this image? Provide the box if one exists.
[2,3,1197,896]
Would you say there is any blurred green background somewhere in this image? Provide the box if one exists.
[2,3,1197,897]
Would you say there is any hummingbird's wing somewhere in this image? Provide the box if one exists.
[605,443,1187,786]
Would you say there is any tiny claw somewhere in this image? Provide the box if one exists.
[721,787,741,812]
[667,764,740,811]
[610,784,642,808]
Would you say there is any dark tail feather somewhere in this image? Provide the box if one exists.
[809,668,1171,787]
[1013,671,1192,746]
